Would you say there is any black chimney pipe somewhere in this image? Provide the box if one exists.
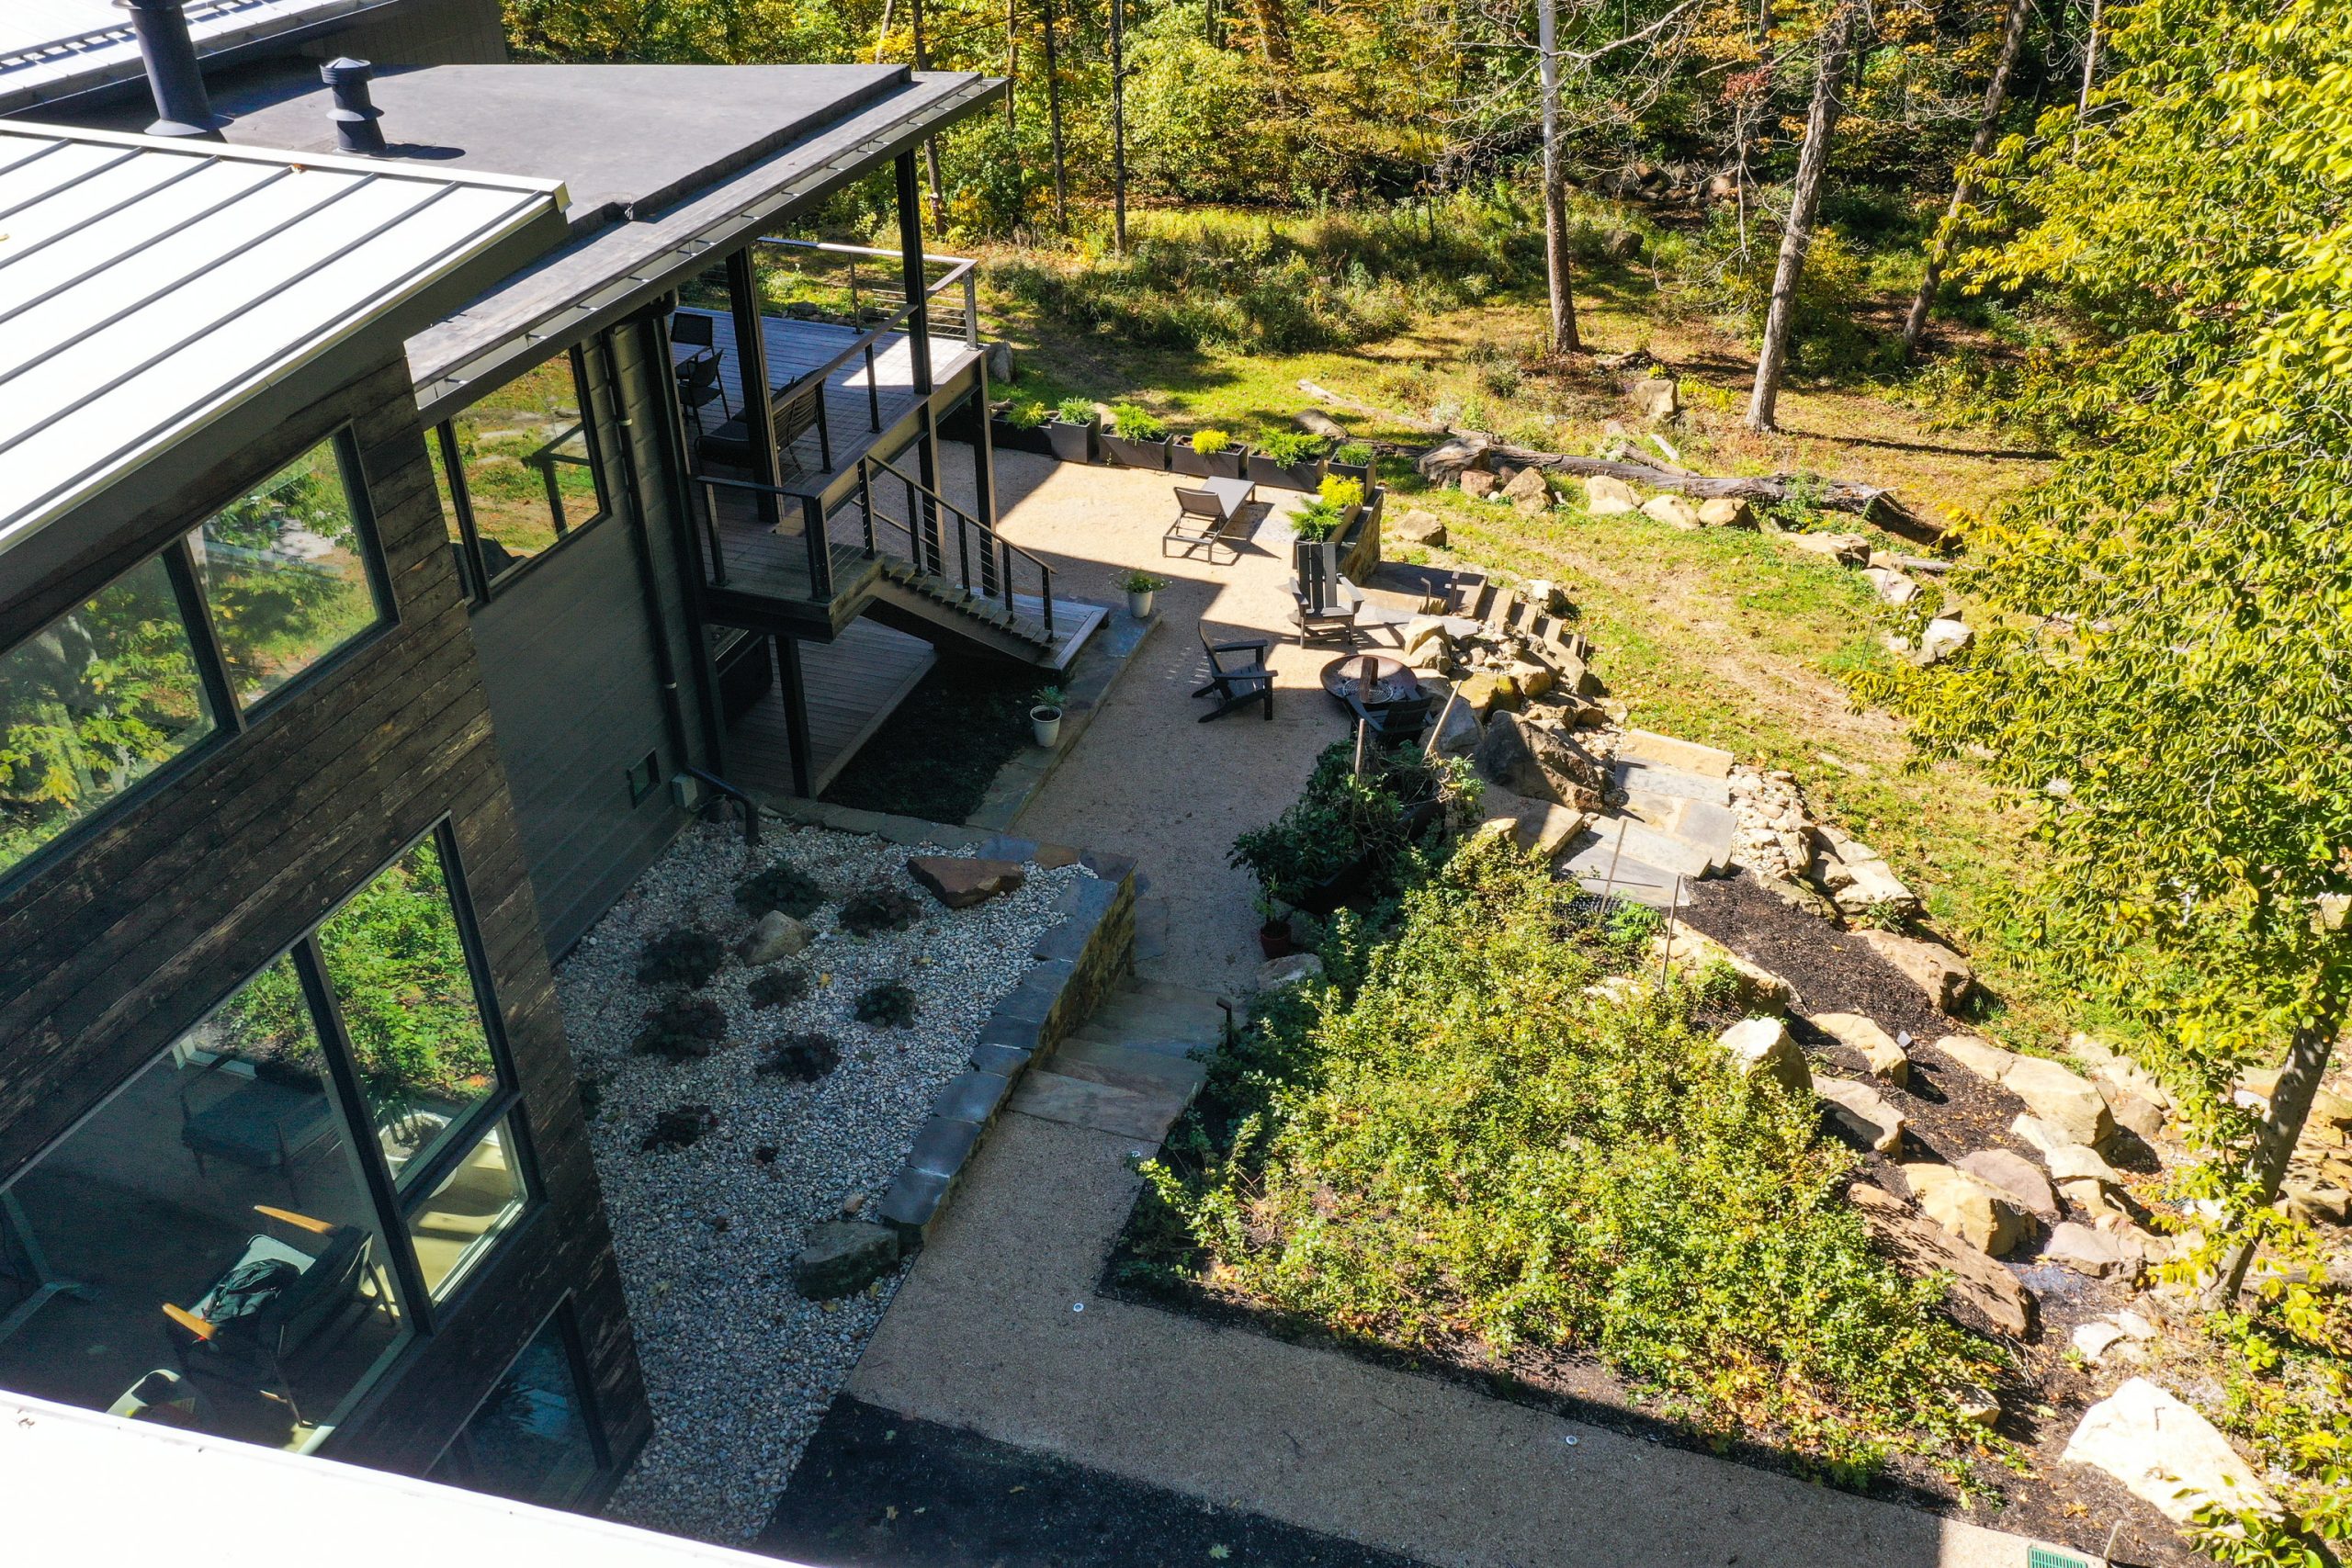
[320,58,386,153]
[124,0,227,141]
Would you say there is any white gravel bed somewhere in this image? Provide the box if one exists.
[552,819,1087,1542]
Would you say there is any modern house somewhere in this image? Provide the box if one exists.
[1,0,1043,1511]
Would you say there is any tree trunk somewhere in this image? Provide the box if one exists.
[1042,0,1068,231]
[875,0,896,62]
[2073,0,2103,154]
[1112,0,1128,254]
[1900,0,2031,360]
[1539,0,1581,355]
[2206,996,2348,1307]
[1246,0,1292,63]
[1747,0,1864,433]
[911,0,944,224]
[1004,0,1018,131]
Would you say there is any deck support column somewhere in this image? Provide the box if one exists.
[775,633,816,798]
[971,354,1001,545]
[726,246,783,529]
[896,152,946,579]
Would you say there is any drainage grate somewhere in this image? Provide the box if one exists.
[2027,1549,2092,1568]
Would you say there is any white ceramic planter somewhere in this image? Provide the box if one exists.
[1126,589,1157,619]
[1030,705,1063,747]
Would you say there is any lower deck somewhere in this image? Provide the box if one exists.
[721,622,938,800]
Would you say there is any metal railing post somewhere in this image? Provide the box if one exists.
[803,493,831,602]
[865,343,881,430]
[1041,564,1055,637]
[816,392,832,472]
[858,462,876,555]
[963,271,979,347]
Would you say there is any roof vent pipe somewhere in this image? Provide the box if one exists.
[320,58,387,153]
[123,0,227,141]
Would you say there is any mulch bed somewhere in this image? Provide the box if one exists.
[1102,868,2211,1568]
[822,662,1036,821]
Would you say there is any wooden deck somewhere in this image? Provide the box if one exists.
[675,307,980,496]
[725,620,938,799]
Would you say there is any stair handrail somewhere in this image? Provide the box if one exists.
[689,471,831,603]
[856,451,1056,643]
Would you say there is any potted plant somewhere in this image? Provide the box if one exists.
[1291,474,1363,585]
[1101,403,1171,469]
[1173,427,1247,479]
[1046,395,1099,464]
[1029,684,1066,748]
[990,397,1057,457]
[1253,893,1297,960]
[1122,570,1168,619]
[1329,440,1375,494]
[1249,429,1329,491]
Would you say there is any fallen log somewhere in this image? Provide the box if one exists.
[1300,379,1945,542]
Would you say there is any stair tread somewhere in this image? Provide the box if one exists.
[1009,1068,1192,1143]
[1059,1031,1211,1069]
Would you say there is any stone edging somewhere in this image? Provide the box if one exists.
[754,798,1137,1247]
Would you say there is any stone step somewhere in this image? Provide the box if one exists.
[1064,1025,1204,1065]
[1564,813,1720,881]
[1611,758,1732,807]
[1568,852,1687,908]
[1051,1034,1210,1097]
[1618,791,1738,874]
[1613,728,1736,779]
[1091,981,1230,1046]
[1008,1068,1191,1144]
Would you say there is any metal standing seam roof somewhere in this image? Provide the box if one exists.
[0,0,392,114]
[0,123,568,550]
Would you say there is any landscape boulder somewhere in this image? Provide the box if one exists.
[1811,1011,1910,1087]
[1956,1148,2059,1219]
[1815,1076,1908,1154]
[1475,711,1605,810]
[1632,377,1679,423]
[1936,1034,2017,1084]
[2002,1056,2117,1148]
[1860,566,1921,606]
[2062,1379,2279,1527]
[1641,493,1702,529]
[737,910,813,965]
[908,855,1027,909]
[1717,1017,1812,1094]
[1852,929,1973,1014]
[1257,953,1326,990]
[1602,227,1645,261]
[793,1220,902,1299]
[2041,1220,2138,1280]
[1388,508,1448,547]
[1695,497,1756,528]
[1459,469,1499,499]
[1900,1162,2029,1257]
[1476,785,1589,860]
[1501,467,1553,512]
[1456,671,1522,716]
[1848,1181,2036,1337]
[1430,694,1482,757]
[1917,618,1973,664]
[1778,531,1871,566]
[1654,927,1793,1012]
[1584,475,1641,515]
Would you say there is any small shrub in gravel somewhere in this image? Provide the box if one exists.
[746,965,813,1010]
[637,927,726,988]
[838,883,924,937]
[641,1104,715,1151]
[757,1031,842,1081]
[635,991,729,1059]
[853,980,920,1028]
[737,860,827,920]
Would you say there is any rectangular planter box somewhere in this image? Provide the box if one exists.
[1171,444,1247,479]
[1247,452,1328,491]
[1327,459,1374,494]
[1101,434,1170,470]
[990,414,1057,457]
[1046,415,1099,464]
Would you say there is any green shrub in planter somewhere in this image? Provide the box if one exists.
[1191,428,1232,455]
[1250,429,1329,490]
[1229,740,1476,911]
[1102,402,1170,469]
[991,397,1057,457]
[1318,473,1366,511]
[1003,399,1049,429]
[1333,441,1374,467]
[1173,424,1245,479]
[1055,395,1096,424]
[1046,393,1099,462]
[1292,501,1345,542]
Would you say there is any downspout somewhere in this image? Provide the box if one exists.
[596,329,701,786]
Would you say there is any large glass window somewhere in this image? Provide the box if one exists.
[188,438,385,712]
[0,955,411,1452]
[430,1311,603,1507]
[317,836,497,1187]
[0,554,217,880]
[435,352,605,589]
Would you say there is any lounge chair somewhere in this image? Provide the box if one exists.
[1166,486,1240,560]
[1193,626,1275,721]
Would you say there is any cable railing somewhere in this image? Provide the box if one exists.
[752,237,980,348]
[856,451,1055,643]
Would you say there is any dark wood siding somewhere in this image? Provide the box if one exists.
[0,355,651,1485]
[464,325,707,957]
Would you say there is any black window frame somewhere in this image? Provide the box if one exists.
[435,345,612,604]
[425,1296,613,1509]
[0,425,391,900]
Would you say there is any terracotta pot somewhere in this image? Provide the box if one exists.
[1258,922,1298,960]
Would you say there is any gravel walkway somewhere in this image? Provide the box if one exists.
[551,819,1089,1542]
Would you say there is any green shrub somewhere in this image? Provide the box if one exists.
[1291,502,1344,543]
[1191,427,1233,456]
[736,860,826,920]
[1317,473,1365,511]
[636,928,724,988]
[1002,399,1049,430]
[1332,442,1374,467]
[854,980,920,1028]
[1054,395,1096,425]
[1230,741,1473,910]
[1110,402,1168,442]
[1121,570,1170,595]
[839,884,924,936]
[634,991,728,1060]
[757,1030,841,1080]
[1142,840,2010,1489]
[746,966,812,1009]
[1258,430,1326,466]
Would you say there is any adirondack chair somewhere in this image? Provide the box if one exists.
[1192,625,1275,721]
